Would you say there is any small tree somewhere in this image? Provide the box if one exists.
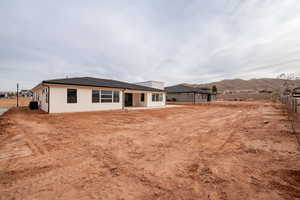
[277,72,296,94]
[212,85,217,94]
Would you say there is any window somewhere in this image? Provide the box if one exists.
[152,93,156,101]
[113,91,119,103]
[67,89,77,103]
[92,90,100,103]
[141,93,145,102]
[159,93,163,101]
[101,90,112,103]
[152,93,163,102]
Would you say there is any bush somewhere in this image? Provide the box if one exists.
[29,101,38,110]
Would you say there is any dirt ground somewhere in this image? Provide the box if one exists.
[0,97,31,107]
[217,93,273,101]
[0,102,300,200]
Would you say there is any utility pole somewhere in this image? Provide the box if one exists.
[17,83,19,107]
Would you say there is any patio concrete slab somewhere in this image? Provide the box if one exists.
[124,105,183,110]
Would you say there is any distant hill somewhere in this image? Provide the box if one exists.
[185,78,300,92]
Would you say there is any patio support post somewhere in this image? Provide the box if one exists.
[122,90,125,110]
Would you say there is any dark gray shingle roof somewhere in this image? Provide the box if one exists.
[42,77,164,92]
[165,84,211,94]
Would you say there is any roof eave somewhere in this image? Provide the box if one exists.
[42,81,165,92]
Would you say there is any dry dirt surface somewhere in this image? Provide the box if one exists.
[0,102,300,200]
[0,97,31,107]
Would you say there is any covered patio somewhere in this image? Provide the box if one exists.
[124,91,147,108]
[123,89,165,109]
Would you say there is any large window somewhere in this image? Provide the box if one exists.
[92,90,100,103]
[152,93,156,101]
[113,91,120,103]
[67,89,77,103]
[159,93,163,101]
[152,93,163,102]
[101,90,112,103]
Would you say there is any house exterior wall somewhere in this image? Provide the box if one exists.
[132,93,147,107]
[33,86,48,112]
[166,92,212,102]
[49,86,123,113]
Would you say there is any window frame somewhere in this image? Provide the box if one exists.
[92,90,100,103]
[152,93,155,101]
[152,93,163,102]
[101,90,113,103]
[158,93,163,101]
[67,89,77,104]
[113,91,120,103]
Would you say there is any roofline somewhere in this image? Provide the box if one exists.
[31,83,45,91]
[165,84,211,90]
[135,80,165,84]
[41,81,165,92]
[167,91,212,94]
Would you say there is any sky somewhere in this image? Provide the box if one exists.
[1,0,300,91]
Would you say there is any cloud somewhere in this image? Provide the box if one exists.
[1,0,300,91]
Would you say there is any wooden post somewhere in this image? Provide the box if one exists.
[16,83,19,107]
[48,86,50,113]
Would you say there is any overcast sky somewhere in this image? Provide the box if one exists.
[1,0,300,91]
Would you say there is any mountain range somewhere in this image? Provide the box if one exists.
[185,78,300,92]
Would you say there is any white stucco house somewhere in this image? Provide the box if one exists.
[32,77,166,113]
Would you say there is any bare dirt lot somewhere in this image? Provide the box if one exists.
[0,97,31,107]
[0,102,300,200]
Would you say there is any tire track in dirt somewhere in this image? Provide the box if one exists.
[11,114,52,156]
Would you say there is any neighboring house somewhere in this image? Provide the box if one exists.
[19,90,33,97]
[165,84,216,103]
[0,92,8,98]
[292,87,300,98]
[258,90,273,94]
[32,77,166,113]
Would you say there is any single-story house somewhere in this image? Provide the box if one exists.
[32,77,166,113]
[0,92,8,98]
[20,89,33,97]
[165,84,216,103]
[292,87,300,98]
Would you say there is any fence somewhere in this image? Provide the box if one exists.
[281,96,300,113]
[281,96,300,148]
